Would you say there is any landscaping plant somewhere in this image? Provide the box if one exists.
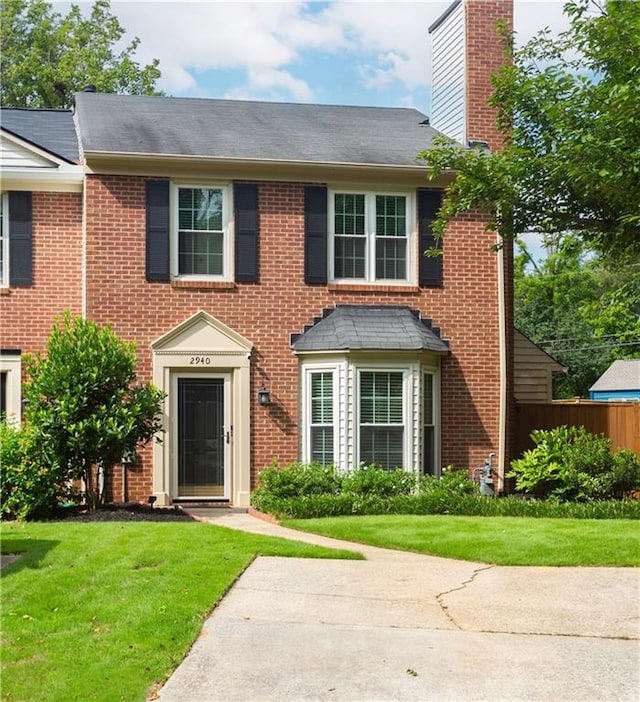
[251,459,640,520]
[508,425,640,501]
[5,311,166,515]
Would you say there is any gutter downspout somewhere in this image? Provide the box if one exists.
[497,237,507,494]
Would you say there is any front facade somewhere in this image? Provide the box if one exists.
[1,0,514,506]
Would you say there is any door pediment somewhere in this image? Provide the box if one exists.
[152,310,252,355]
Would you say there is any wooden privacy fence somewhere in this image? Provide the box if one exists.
[514,401,640,458]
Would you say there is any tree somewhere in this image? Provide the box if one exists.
[419,0,640,264]
[0,0,161,108]
[515,236,640,397]
[23,312,165,509]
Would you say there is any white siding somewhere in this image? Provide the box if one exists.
[430,1,466,143]
[0,134,57,169]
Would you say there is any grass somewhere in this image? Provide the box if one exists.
[282,514,640,567]
[0,521,360,702]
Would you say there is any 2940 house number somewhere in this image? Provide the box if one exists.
[190,356,212,365]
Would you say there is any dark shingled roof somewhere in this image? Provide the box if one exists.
[73,92,440,166]
[0,108,79,163]
[291,305,449,352]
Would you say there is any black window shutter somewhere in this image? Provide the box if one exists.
[9,191,33,286]
[234,183,259,283]
[418,189,443,287]
[145,180,170,282]
[304,186,327,285]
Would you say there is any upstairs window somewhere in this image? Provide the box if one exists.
[330,191,411,284]
[173,185,230,279]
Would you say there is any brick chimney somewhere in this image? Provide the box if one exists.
[429,0,515,487]
[429,0,513,151]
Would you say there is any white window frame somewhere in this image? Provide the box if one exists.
[301,364,339,466]
[422,369,441,477]
[328,189,415,285]
[0,192,9,287]
[356,366,410,470]
[0,352,22,425]
[171,183,232,281]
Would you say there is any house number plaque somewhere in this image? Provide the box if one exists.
[189,356,212,366]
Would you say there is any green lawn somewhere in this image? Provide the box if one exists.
[0,521,360,702]
[283,514,640,566]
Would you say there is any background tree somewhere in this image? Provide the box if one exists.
[23,312,165,510]
[419,0,640,264]
[1,0,161,108]
[515,237,640,397]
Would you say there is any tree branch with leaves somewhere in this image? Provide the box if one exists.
[419,0,640,264]
[1,0,162,108]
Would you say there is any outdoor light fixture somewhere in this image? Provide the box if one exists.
[148,495,157,508]
[257,383,271,406]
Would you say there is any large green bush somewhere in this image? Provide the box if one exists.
[251,459,640,520]
[0,422,75,520]
[22,312,165,510]
[508,426,640,501]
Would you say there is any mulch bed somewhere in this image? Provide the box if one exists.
[47,503,196,522]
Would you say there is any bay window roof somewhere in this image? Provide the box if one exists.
[291,305,449,353]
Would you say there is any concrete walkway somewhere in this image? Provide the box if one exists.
[154,509,640,702]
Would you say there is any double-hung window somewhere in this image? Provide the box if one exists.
[358,371,405,470]
[331,191,411,283]
[308,370,335,465]
[0,193,7,286]
[174,185,229,278]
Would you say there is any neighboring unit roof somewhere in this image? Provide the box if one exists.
[291,305,449,352]
[73,91,441,166]
[0,108,80,163]
[589,359,640,392]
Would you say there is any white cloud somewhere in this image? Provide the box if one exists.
[99,0,569,101]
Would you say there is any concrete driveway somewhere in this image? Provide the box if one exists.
[154,510,640,702]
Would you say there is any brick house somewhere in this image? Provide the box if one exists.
[1,0,514,507]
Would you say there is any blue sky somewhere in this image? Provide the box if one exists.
[91,0,570,117]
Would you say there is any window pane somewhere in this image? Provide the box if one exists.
[178,188,223,231]
[335,194,365,235]
[311,372,333,423]
[311,427,334,465]
[310,371,334,466]
[360,372,403,424]
[423,374,435,474]
[360,426,404,470]
[179,231,223,275]
[335,237,366,279]
[423,374,434,425]
[375,238,406,280]
[376,196,406,237]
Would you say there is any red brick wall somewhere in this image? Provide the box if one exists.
[465,0,516,473]
[83,174,504,501]
[465,0,513,151]
[0,191,83,353]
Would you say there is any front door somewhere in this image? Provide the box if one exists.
[177,377,228,499]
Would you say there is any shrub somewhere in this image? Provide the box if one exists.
[0,422,75,520]
[22,312,165,510]
[342,465,417,497]
[508,426,640,501]
[251,459,640,520]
